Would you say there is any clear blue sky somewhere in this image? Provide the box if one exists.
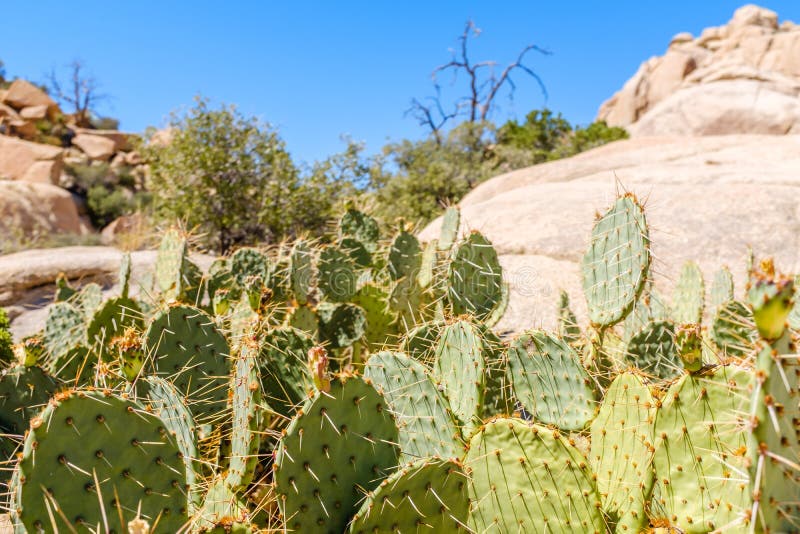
[2,1,798,165]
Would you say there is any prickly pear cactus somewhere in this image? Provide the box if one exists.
[649,366,753,531]
[43,301,86,359]
[226,340,262,490]
[13,390,190,532]
[437,206,460,252]
[507,330,596,431]
[434,320,487,437]
[195,476,252,532]
[624,290,668,342]
[339,208,380,252]
[557,289,581,344]
[258,327,313,417]
[155,227,189,300]
[625,320,682,381]
[581,194,649,327]
[389,275,427,331]
[590,372,655,532]
[317,246,357,303]
[230,247,269,289]
[447,231,504,321]
[675,323,703,372]
[287,303,318,335]
[48,344,93,386]
[340,236,372,268]
[0,365,57,434]
[365,351,463,461]
[348,458,469,533]
[274,374,399,532]
[388,230,421,280]
[465,418,605,533]
[401,321,442,364]
[86,296,143,359]
[710,266,734,313]
[350,283,397,351]
[289,239,314,305]
[672,261,704,325]
[316,302,366,349]
[143,304,232,425]
[711,299,756,358]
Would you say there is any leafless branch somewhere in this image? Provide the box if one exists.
[408,20,550,136]
[46,60,108,127]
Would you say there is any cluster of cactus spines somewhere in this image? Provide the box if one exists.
[364,351,462,462]
[590,372,655,532]
[582,194,650,327]
[5,195,800,532]
[507,330,596,431]
[447,231,504,321]
[273,374,400,532]
[672,260,705,324]
[12,390,190,532]
[143,305,232,426]
[465,418,605,532]
[348,457,469,533]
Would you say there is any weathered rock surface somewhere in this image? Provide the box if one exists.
[71,133,116,161]
[0,247,214,340]
[599,5,800,136]
[420,135,800,333]
[0,135,62,183]
[1,80,57,114]
[0,182,89,237]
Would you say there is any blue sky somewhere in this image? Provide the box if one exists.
[2,1,799,165]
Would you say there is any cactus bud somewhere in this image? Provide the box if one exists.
[14,336,44,367]
[308,346,331,393]
[676,323,702,372]
[110,327,145,381]
[747,258,794,341]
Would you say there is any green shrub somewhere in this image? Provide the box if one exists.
[86,185,134,227]
[0,308,14,365]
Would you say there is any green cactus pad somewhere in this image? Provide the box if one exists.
[348,458,469,533]
[417,239,437,288]
[350,283,397,351]
[710,266,734,312]
[557,289,582,344]
[258,327,313,418]
[465,418,605,533]
[625,320,682,381]
[590,372,656,532]
[672,261,705,325]
[43,301,86,359]
[230,247,269,288]
[86,296,143,359]
[389,275,428,332]
[48,344,94,386]
[388,231,422,280]
[317,246,357,303]
[289,239,314,305]
[447,231,504,321]
[54,273,76,302]
[365,351,463,461]
[401,321,443,364]
[274,375,400,533]
[14,390,190,532]
[624,290,668,343]
[119,251,132,299]
[195,476,251,532]
[144,305,232,426]
[207,258,234,303]
[155,227,193,300]
[0,365,57,434]
[649,366,752,532]
[437,206,460,252]
[339,208,380,252]
[711,299,756,358]
[317,302,366,349]
[76,282,103,320]
[340,237,372,268]
[287,304,318,335]
[747,269,794,341]
[226,342,262,490]
[434,321,487,437]
[507,330,596,431]
[581,194,650,327]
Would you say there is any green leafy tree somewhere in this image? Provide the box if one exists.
[144,98,355,253]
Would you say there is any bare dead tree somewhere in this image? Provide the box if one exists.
[46,60,108,127]
[408,20,550,142]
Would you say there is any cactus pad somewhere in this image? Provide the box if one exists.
[14,390,190,532]
[226,341,262,490]
[317,302,366,349]
[339,208,380,252]
[274,375,400,532]
[447,231,504,321]
[507,330,596,431]
[465,418,605,533]
[86,296,143,359]
[144,305,232,426]
[0,365,57,434]
[388,230,421,280]
[711,299,756,358]
[317,247,357,303]
[289,239,314,305]
[672,261,704,325]
[348,458,469,533]
[437,206,460,252]
[625,320,682,381]
[43,301,86,359]
[365,351,462,461]
[581,194,649,327]
[259,327,313,418]
[590,372,655,532]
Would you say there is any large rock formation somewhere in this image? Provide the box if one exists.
[599,5,800,136]
[0,181,90,237]
[420,135,800,333]
[0,135,63,184]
